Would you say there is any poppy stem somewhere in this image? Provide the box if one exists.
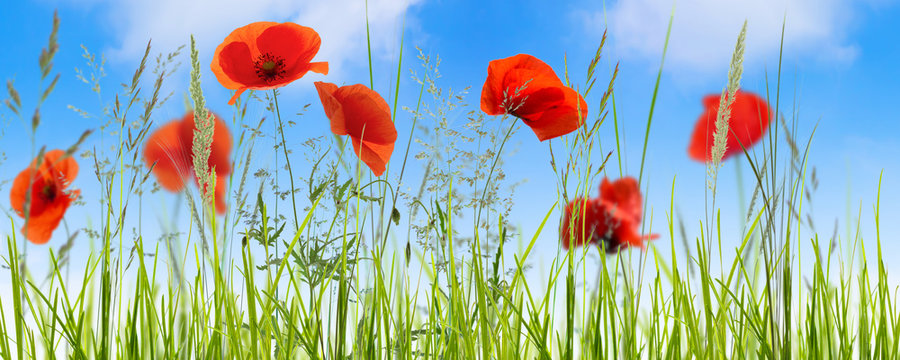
[272,90,300,232]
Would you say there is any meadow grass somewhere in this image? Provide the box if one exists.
[0,10,897,360]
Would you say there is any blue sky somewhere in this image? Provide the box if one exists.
[0,0,898,287]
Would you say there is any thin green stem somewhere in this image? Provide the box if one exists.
[474,117,517,231]
[272,90,300,231]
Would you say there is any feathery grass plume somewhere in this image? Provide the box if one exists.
[74,45,106,96]
[707,20,748,191]
[188,35,216,212]
[38,11,60,81]
[6,80,21,116]
[31,11,61,132]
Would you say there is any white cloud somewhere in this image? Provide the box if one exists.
[586,0,860,72]
[100,0,420,78]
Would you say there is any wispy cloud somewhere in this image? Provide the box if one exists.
[581,0,860,73]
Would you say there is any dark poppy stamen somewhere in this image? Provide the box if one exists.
[40,183,57,201]
[253,53,287,83]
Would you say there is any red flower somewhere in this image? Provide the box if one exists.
[10,150,80,244]
[688,91,772,162]
[143,111,232,214]
[480,54,588,141]
[211,22,329,105]
[195,176,228,215]
[598,177,643,225]
[560,177,657,252]
[314,82,397,176]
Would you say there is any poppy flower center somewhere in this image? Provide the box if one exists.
[40,183,57,201]
[254,53,287,84]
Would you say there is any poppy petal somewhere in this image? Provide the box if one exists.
[227,89,248,106]
[24,176,56,215]
[179,112,233,176]
[560,198,608,250]
[702,94,722,108]
[687,91,772,162]
[481,54,561,116]
[255,23,323,74]
[144,120,192,192]
[10,150,78,217]
[9,168,31,216]
[9,168,52,216]
[520,87,588,142]
[209,118,234,176]
[599,177,642,224]
[217,41,264,90]
[335,85,396,144]
[728,92,771,154]
[314,82,348,135]
[40,150,79,185]
[607,212,653,251]
[22,189,77,244]
[560,198,588,249]
[193,176,227,214]
[211,21,278,90]
[481,54,586,141]
[350,137,395,177]
[504,84,565,118]
[309,61,328,75]
[219,21,279,54]
[315,82,397,176]
[687,106,716,162]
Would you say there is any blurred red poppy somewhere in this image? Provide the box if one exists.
[314,82,397,176]
[179,112,233,177]
[598,177,642,225]
[195,176,228,215]
[688,91,772,162]
[480,54,588,141]
[10,149,80,244]
[211,22,329,105]
[144,111,232,214]
[560,177,657,253]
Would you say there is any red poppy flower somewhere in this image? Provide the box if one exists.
[314,82,397,177]
[598,177,643,225]
[480,54,588,141]
[688,91,772,162]
[144,111,233,214]
[211,22,329,105]
[10,150,80,244]
[560,177,657,252]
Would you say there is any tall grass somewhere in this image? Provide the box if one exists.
[0,9,896,360]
